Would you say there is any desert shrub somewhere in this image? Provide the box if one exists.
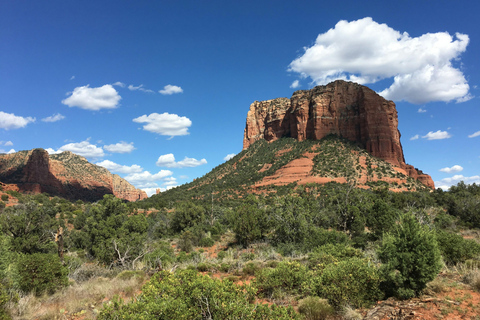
[196,262,211,272]
[1,195,8,202]
[177,230,195,252]
[462,269,480,291]
[242,261,260,275]
[308,243,362,269]
[116,270,145,282]
[198,236,215,247]
[435,229,480,265]
[255,260,308,297]
[0,282,11,320]
[98,270,301,319]
[298,296,334,320]
[16,253,69,296]
[378,212,442,299]
[310,257,382,309]
[69,262,116,282]
[302,227,350,252]
[143,242,176,270]
[219,263,231,273]
[217,250,227,261]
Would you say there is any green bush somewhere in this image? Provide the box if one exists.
[298,297,334,320]
[255,261,308,297]
[198,237,215,247]
[98,270,301,319]
[1,195,8,202]
[311,257,382,309]
[0,282,11,320]
[242,262,260,275]
[378,212,442,299]
[435,230,480,265]
[16,253,69,296]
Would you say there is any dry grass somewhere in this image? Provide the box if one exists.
[7,271,146,320]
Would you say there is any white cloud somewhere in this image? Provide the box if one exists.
[422,130,452,140]
[96,160,143,174]
[70,76,75,80]
[224,153,236,161]
[290,80,300,89]
[410,134,420,141]
[468,130,480,138]
[112,82,126,87]
[124,170,173,188]
[159,84,183,95]
[103,141,135,153]
[48,139,105,158]
[133,112,191,137]
[0,111,35,130]
[439,165,463,173]
[41,113,65,122]
[288,17,471,104]
[62,84,121,110]
[0,148,15,154]
[156,153,207,168]
[0,141,13,146]
[435,175,480,190]
[128,84,154,93]
[417,108,427,113]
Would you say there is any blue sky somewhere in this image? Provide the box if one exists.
[1,0,479,195]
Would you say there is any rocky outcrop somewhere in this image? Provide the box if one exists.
[243,80,434,188]
[0,149,147,202]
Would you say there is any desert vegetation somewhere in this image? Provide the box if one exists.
[0,137,480,319]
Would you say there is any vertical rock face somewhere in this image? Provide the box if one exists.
[243,80,434,188]
[0,149,147,202]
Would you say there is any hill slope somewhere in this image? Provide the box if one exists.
[149,136,432,203]
[0,148,147,202]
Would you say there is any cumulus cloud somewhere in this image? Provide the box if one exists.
[468,131,480,138]
[156,153,207,168]
[41,113,65,122]
[410,134,420,141]
[62,84,121,110]
[422,130,452,140]
[288,17,471,104]
[439,165,463,173]
[418,108,427,113]
[159,85,183,95]
[112,82,126,87]
[124,170,173,188]
[435,175,480,190]
[0,141,13,146]
[103,141,135,154]
[133,112,191,137]
[290,80,300,89]
[0,111,35,130]
[96,160,143,174]
[128,84,154,93]
[224,153,236,161]
[47,139,105,158]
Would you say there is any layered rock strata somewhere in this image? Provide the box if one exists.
[243,80,434,188]
[0,149,147,202]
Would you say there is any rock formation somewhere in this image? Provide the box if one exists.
[0,149,147,202]
[243,80,434,188]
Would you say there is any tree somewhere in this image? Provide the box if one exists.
[378,212,442,299]
[0,202,57,254]
[232,195,267,247]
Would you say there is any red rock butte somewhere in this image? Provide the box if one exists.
[0,148,147,202]
[243,80,434,188]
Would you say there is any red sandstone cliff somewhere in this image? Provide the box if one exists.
[243,80,434,188]
[0,149,147,202]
